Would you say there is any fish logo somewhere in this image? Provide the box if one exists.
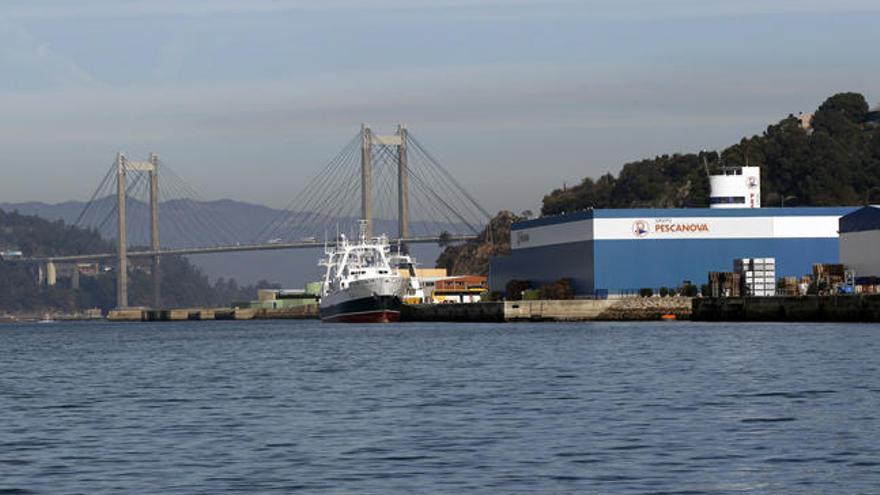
[632,220,649,238]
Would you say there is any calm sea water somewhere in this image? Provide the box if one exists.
[1,320,879,494]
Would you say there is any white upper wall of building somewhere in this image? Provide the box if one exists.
[511,212,844,250]
[840,230,880,277]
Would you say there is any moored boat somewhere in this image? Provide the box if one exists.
[319,222,418,323]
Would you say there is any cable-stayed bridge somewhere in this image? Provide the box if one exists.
[10,125,489,309]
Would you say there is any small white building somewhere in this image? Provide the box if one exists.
[709,166,761,209]
[839,206,880,278]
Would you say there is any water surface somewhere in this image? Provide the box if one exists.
[1,320,879,493]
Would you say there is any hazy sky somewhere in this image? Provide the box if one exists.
[1,0,878,213]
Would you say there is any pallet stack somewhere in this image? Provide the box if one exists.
[708,271,742,298]
[813,264,847,293]
[779,276,799,296]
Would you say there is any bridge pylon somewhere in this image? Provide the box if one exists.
[114,152,161,309]
[361,124,410,240]
[397,124,409,240]
[149,153,161,309]
[361,124,373,238]
[115,152,127,309]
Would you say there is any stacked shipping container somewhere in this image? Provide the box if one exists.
[735,258,777,296]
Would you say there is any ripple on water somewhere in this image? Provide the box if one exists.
[740,417,798,423]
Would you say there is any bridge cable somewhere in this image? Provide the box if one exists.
[160,163,243,246]
[69,162,116,231]
[375,143,478,235]
[406,139,485,227]
[273,138,361,241]
[257,134,359,240]
[407,133,492,221]
[160,171,230,247]
[165,165,240,246]
[255,133,360,242]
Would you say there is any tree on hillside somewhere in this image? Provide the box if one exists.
[814,92,869,127]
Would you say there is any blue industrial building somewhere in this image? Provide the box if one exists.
[490,207,858,296]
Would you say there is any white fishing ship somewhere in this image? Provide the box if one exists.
[319,222,421,323]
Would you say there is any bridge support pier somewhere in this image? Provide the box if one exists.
[149,153,161,309]
[361,124,373,238]
[46,261,57,287]
[397,124,409,240]
[116,152,128,309]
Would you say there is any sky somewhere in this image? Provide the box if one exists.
[1,0,879,214]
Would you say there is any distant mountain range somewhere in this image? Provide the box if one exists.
[1,198,287,248]
[0,197,468,248]
[0,198,459,287]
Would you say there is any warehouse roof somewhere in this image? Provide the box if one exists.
[840,205,880,233]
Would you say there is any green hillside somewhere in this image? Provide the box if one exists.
[542,92,880,214]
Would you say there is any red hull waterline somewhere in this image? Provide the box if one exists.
[321,310,401,323]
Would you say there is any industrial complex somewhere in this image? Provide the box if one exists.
[490,206,857,296]
[490,164,871,297]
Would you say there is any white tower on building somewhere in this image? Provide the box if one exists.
[709,166,761,209]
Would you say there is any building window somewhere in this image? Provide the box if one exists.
[710,196,746,205]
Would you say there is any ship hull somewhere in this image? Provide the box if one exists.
[320,295,402,323]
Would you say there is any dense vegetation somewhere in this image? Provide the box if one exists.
[542,92,880,214]
[0,209,277,314]
[438,92,880,272]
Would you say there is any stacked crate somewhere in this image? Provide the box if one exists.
[708,272,742,298]
[780,276,799,296]
[734,258,777,297]
[812,264,846,293]
[855,281,880,294]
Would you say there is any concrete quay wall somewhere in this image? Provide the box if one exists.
[107,306,318,321]
[692,295,880,322]
[505,298,691,322]
[402,302,505,322]
[253,306,318,319]
[403,298,691,322]
[106,298,693,323]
